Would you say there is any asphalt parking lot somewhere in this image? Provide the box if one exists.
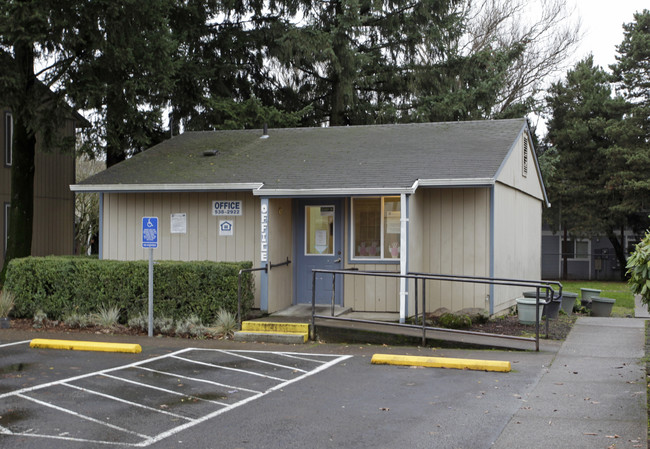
[0,334,557,449]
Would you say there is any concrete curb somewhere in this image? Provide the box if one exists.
[30,338,142,353]
[233,331,308,344]
[371,353,511,372]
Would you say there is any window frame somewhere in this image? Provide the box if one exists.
[563,238,589,260]
[350,196,400,263]
[4,202,9,252]
[4,111,12,167]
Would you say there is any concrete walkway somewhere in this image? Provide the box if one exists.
[494,317,647,448]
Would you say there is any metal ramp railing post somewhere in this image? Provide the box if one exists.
[309,269,562,351]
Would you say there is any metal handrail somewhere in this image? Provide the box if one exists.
[310,269,563,351]
[237,258,292,329]
[408,271,562,339]
[238,266,267,329]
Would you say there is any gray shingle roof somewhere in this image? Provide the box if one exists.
[75,119,527,194]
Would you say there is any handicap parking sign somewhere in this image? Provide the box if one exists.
[142,217,159,248]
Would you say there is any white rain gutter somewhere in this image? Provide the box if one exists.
[253,186,417,197]
[414,178,495,188]
[70,183,264,193]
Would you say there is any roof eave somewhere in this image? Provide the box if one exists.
[254,187,416,197]
[415,178,495,188]
[70,183,264,193]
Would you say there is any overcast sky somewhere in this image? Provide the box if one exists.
[571,0,647,69]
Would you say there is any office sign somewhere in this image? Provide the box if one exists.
[212,200,242,216]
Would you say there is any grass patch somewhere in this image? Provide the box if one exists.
[559,281,634,316]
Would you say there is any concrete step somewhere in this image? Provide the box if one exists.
[241,321,310,334]
[234,321,310,344]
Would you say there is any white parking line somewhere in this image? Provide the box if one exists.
[135,365,262,395]
[17,393,151,439]
[170,354,289,381]
[0,339,31,348]
[101,373,230,406]
[137,352,352,447]
[0,349,352,447]
[213,349,309,373]
[280,352,336,363]
[61,382,192,421]
[0,347,196,400]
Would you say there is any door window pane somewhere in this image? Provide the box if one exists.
[305,205,334,255]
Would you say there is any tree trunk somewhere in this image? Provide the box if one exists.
[328,0,350,127]
[562,225,568,280]
[606,227,628,281]
[0,42,37,285]
[105,94,128,168]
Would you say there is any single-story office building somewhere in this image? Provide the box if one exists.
[72,119,549,322]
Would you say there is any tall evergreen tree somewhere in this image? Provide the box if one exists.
[543,56,632,277]
[65,0,176,167]
[267,0,466,126]
[166,0,304,132]
[606,10,650,235]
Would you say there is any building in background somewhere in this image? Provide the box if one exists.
[1,105,88,270]
[542,225,643,280]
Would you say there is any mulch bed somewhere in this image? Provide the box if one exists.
[6,313,578,341]
[4,319,224,339]
[462,314,577,340]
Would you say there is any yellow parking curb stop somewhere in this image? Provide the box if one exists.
[30,338,142,354]
[371,354,511,372]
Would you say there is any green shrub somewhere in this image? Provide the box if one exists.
[0,290,14,317]
[33,309,48,328]
[175,314,207,337]
[438,313,472,329]
[4,256,254,324]
[214,308,238,338]
[92,304,121,328]
[154,316,175,334]
[627,228,650,304]
[63,312,91,328]
[127,312,148,331]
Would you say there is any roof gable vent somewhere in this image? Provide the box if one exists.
[522,135,529,178]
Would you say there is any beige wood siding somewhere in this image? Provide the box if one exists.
[267,198,293,313]
[496,133,544,201]
[420,188,490,313]
[342,262,400,312]
[492,182,542,314]
[102,191,262,307]
[406,190,425,315]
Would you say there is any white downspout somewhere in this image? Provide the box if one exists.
[399,193,408,324]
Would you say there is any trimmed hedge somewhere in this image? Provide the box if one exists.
[4,256,254,324]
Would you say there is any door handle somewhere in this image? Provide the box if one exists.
[333,258,341,263]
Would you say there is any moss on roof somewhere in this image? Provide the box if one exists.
[79,119,527,191]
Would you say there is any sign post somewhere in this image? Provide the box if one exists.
[142,217,159,337]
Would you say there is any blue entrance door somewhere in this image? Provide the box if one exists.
[294,199,344,305]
